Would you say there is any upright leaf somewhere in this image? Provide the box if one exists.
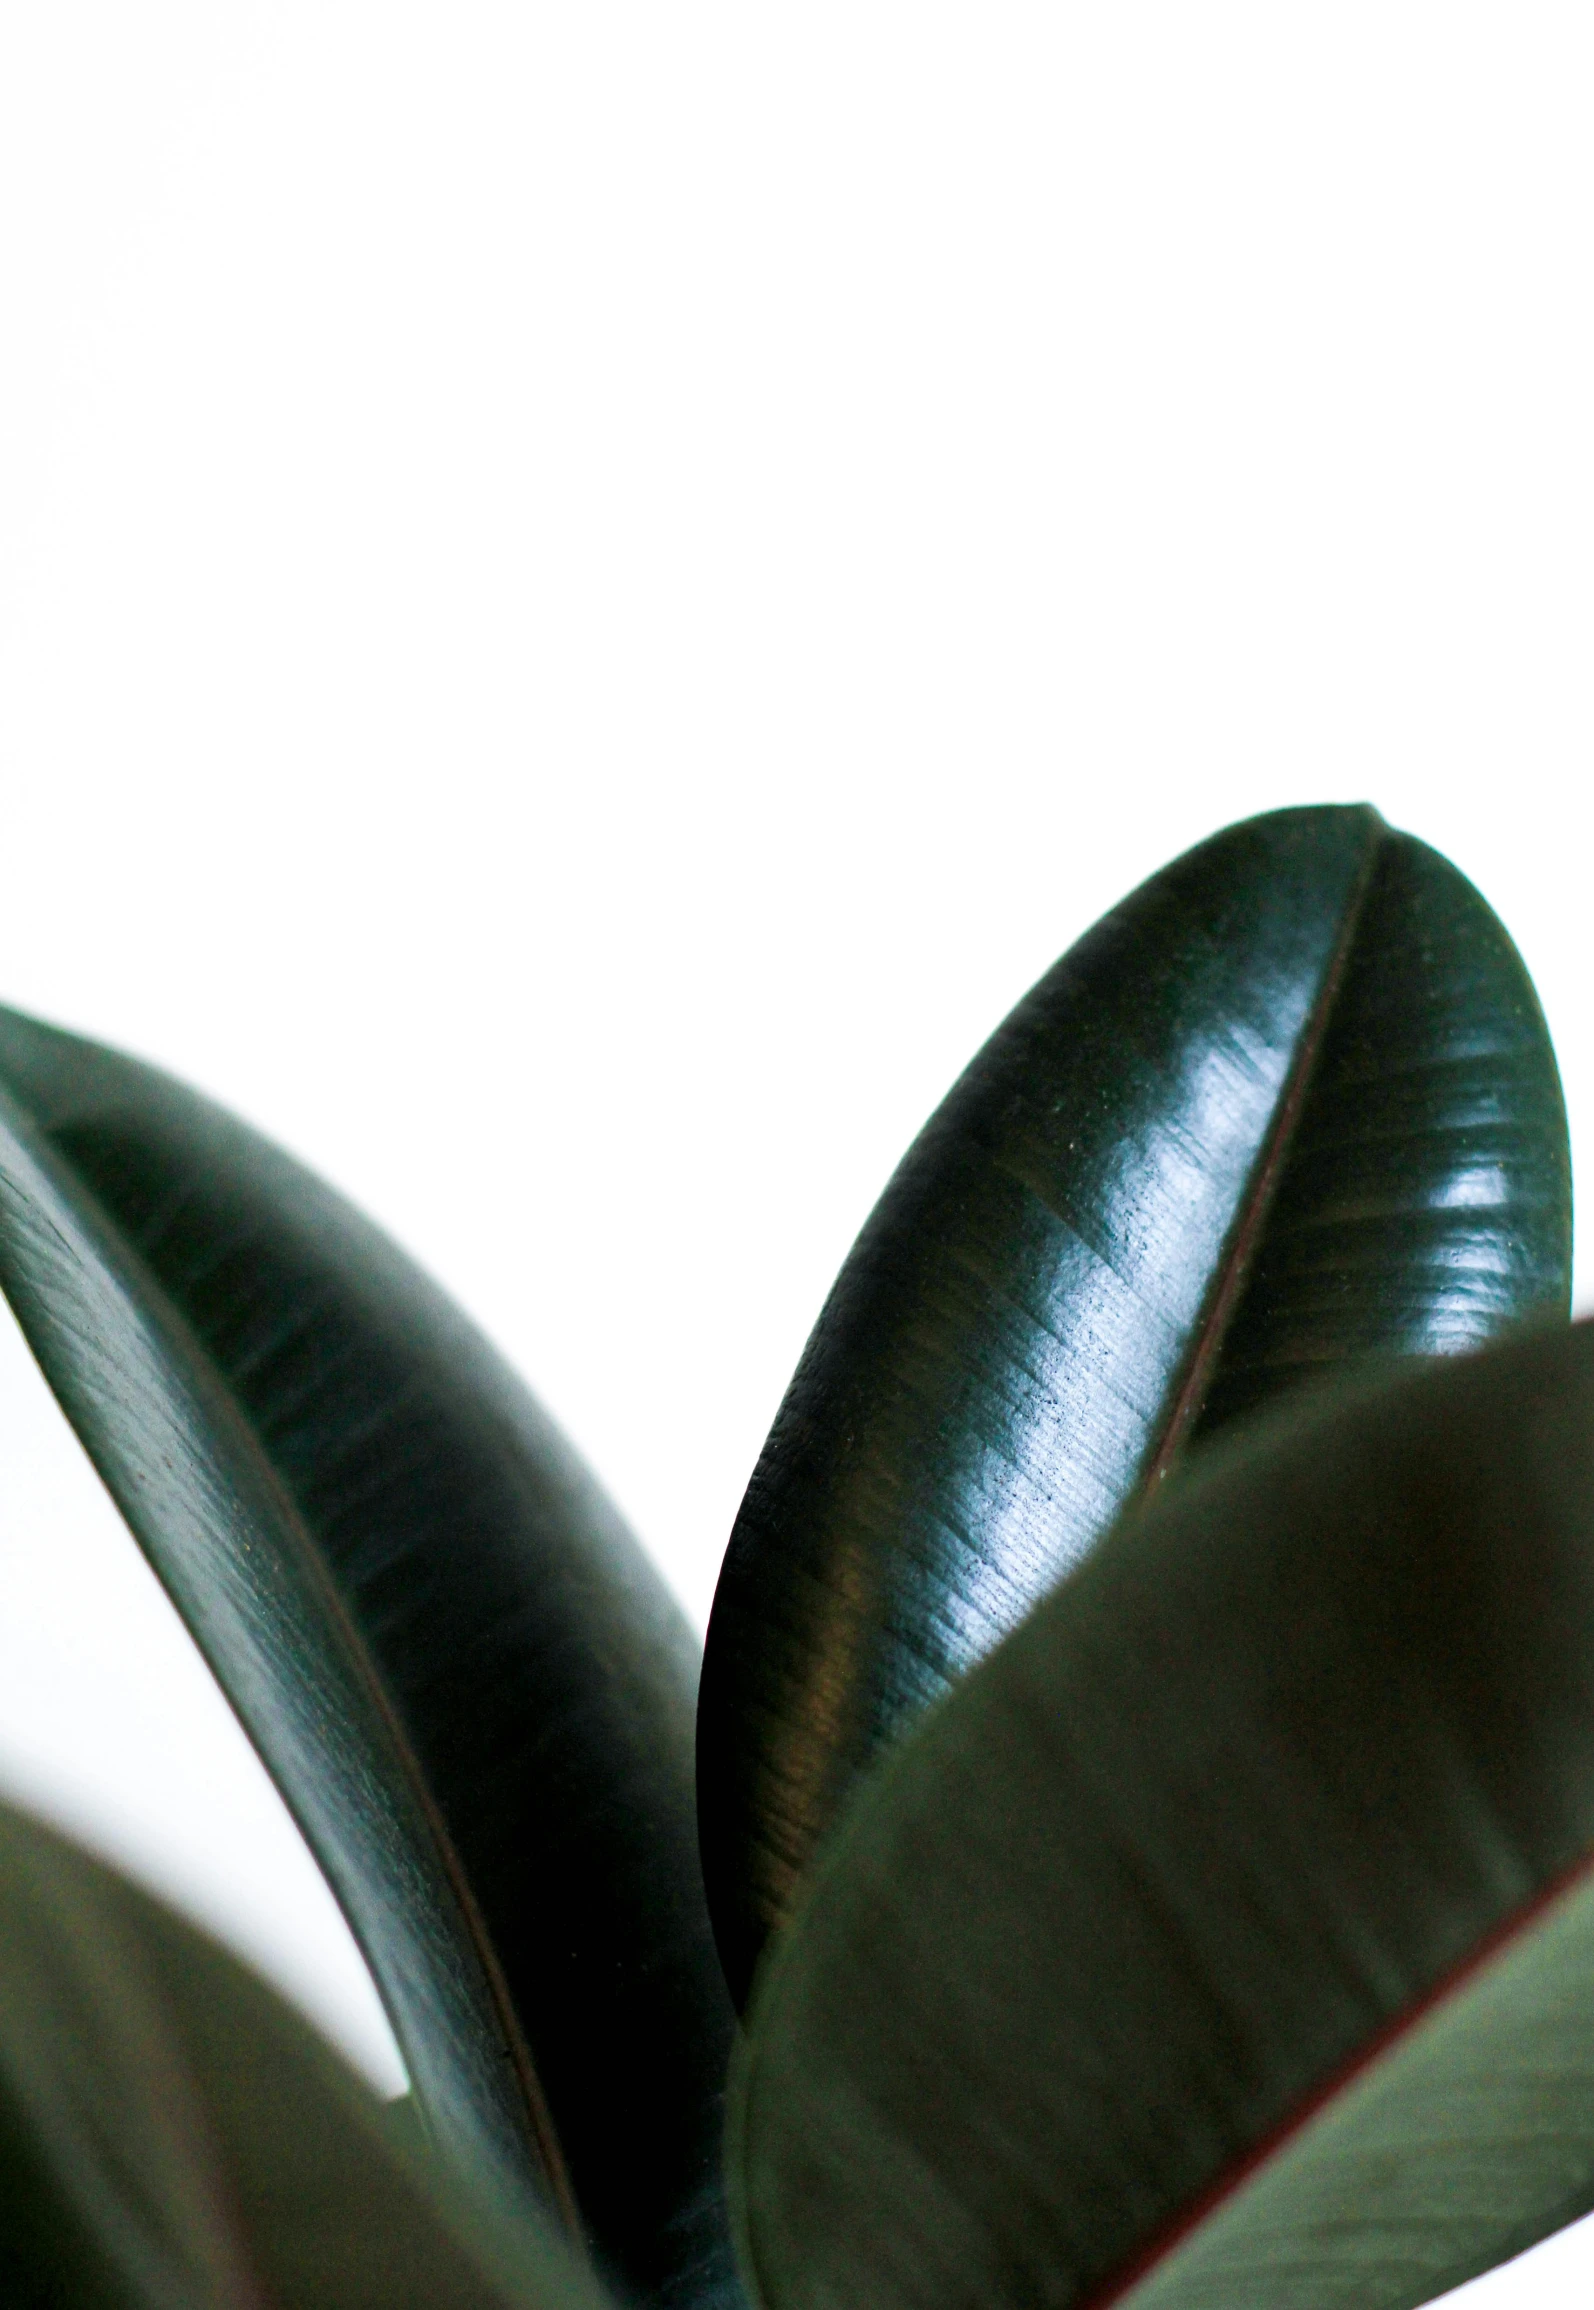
[732,1321,1594,2310]
[699,805,1571,2004]
[0,1799,605,2310]
[0,1011,738,2310]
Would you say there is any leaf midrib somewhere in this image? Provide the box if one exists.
[1141,815,1386,1488]
[1079,1836,1594,2310]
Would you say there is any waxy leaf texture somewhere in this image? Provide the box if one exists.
[700,806,1571,2006]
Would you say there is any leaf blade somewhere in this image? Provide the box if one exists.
[0,1011,739,2309]
[699,806,1571,2005]
[730,1320,1594,2310]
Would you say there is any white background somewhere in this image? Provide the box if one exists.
[1,6,1591,2301]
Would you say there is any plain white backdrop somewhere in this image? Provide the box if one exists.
[1,6,1591,2301]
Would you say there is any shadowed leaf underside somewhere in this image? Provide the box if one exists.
[731,1323,1594,2310]
[0,1799,603,2310]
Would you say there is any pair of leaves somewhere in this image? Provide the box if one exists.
[0,1013,739,2309]
[698,803,1572,2006]
[697,801,1586,2308]
[0,1797,597,2310]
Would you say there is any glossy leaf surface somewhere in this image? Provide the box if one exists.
[0,1799,605,2310]
[732,1320,1594,2310]
[0,1011,738,2310]
[699,805,1571,2005]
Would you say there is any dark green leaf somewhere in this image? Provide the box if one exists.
[0,1012,739,2310]
[731,1319,1594,2310]
[0,1798,604,2310]
[699,805,1571,2005]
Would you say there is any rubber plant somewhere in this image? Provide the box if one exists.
[0,801,1586,2310]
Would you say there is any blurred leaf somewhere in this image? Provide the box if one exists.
[731,1320,1594,2310]
[0,1012,739,2310]
[0,1798,605,2310]
[699,805,1572,2004]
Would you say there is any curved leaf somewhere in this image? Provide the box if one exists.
[699,804,1571,2005]
[731,1319,1594,2310]
[0,1011,738,2310]
[0,1798,603,2310]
